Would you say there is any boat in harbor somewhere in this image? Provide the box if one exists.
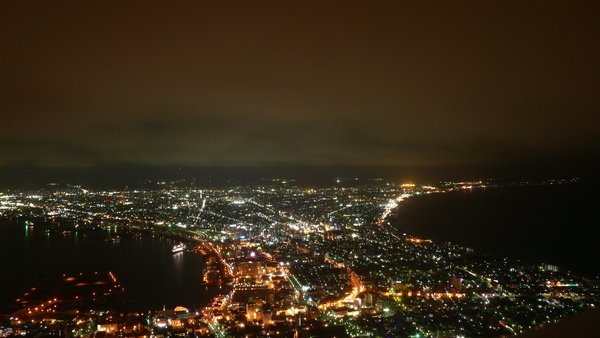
[172,242,186,253]
[107,235,121,243]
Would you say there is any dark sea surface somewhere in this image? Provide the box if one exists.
[392,182,600,276]
[0,223,217,313]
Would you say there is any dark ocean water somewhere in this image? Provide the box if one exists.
[392,182,600,276]
[0,223,217,313]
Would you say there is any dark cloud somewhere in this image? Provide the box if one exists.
[1,1,599,176]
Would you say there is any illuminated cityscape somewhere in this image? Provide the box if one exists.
[2,1,600,336]
[0,178,597,337]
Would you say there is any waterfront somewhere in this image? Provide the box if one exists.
[0,221,215,313]
[392,182,600,276]
[1,180,598,336]
[3,182,598,311]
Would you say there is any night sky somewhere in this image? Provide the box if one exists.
[1,1,599,182]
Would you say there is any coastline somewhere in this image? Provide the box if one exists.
[0,219,218,313]
[389,182,600,276]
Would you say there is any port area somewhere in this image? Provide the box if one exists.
[191,242,234,287]
[10,271,125,318]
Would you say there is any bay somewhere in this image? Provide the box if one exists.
[392,182,600,275]
[0,221,216,313]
